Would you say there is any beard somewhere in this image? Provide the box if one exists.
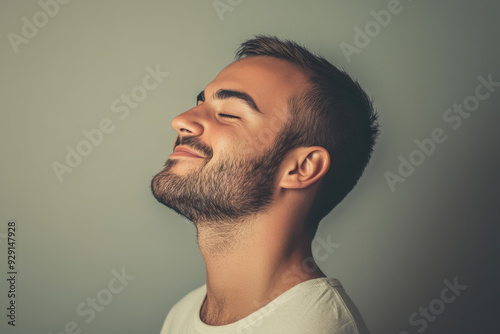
[150,136,287,227]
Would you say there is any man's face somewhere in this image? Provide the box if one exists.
[151,56,308,225]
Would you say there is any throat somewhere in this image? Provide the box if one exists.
[199,293,239,326]
[196,220,253,256]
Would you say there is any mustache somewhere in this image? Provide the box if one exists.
[173,136,213,159]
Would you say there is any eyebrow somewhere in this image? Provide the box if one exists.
[196,89,262,113]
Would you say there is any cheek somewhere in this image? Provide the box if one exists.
[209,127,236,152]
[217,134,264,160]
[251,116,284,149]
[254,126,278,148]
[208,126,248,156]
[209,121,278,160]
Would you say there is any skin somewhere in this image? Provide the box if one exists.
[167,56,331,325]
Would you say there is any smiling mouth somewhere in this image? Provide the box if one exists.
[169,146,206,159]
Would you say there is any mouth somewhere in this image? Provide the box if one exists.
[169,145,206,159]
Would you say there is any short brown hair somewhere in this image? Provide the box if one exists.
[236,35,380,236]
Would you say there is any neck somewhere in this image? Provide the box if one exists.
[195,210,326,326]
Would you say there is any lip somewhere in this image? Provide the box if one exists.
[170,145,205,159]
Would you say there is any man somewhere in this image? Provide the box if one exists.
[151,35,379,333]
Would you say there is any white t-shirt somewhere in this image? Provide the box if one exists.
[159,277,370,334]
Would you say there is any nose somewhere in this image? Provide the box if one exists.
[171,107,205,137]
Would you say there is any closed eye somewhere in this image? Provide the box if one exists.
[218,113,240,119]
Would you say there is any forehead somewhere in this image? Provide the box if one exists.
[207,56,309,114]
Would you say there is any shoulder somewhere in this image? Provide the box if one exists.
[170,283,206,312]
[159,284,206,334]
[272,278,370,334]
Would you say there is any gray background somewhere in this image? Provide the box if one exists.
[1,0,499,333]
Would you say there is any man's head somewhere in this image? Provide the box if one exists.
[151,35,379,238]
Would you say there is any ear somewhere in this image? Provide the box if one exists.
[279,147,330,190]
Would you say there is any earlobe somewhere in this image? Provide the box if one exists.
[279,147,330,189]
